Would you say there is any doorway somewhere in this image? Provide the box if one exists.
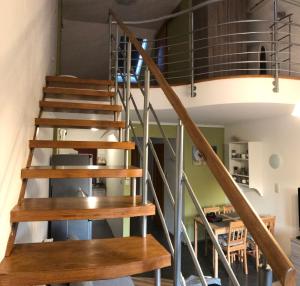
[150,143,164,227]
[130,139,165,235]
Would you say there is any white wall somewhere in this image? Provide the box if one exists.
[225,114,300,255]
[0,0,58,260]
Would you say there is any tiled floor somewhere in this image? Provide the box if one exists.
[131,217,274,286]
[95,217,277,285]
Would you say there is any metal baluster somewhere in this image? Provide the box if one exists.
[109,14,112,81]
[174,120,184,286]
[142,67,150,237]
[131,177,136,196]
[114,25,123,142]
[124,41,131,167]
[189,8,196,97]
[155,269,161,286]
[121,33,127,143]
[288,15,292,76]
[114,25,119,123]
[272,0,279,92]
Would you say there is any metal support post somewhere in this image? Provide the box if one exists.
[121,33,127,143]
[108,14,112,81]
[124,41,131,167]
[114,25,119,122]
[155,269,161,286]
[174,120,184,286]
[288,15,292,76]
[272,0,279,92]
[189,9,196,97]
[131,177,136,198]
[142,67,150,237]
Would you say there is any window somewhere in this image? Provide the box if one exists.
[117,37,148,83]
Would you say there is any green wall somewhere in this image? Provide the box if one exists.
[127,123,227,241]
[183,127,227,240]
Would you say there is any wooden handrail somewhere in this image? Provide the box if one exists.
[110,10,296,286]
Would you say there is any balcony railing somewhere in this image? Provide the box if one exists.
[110,0,300,96]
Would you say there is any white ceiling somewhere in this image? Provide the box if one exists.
[62,0,182,28]
[131,103,295,125]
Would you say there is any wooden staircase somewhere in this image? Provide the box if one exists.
[0,76,171,285]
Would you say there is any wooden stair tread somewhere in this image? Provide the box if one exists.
[35,118,125,129]
[46,76,114,86]
[21,165,143,179]
[44,87,114,101]
[11,196,155,222]
[0,235,171,285]
[29,140,135,150]
[40,100,122,114]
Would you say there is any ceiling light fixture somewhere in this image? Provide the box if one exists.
[292,103,300,117]
[91,128,99,131]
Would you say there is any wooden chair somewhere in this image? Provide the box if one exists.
[202,206,221,256]
[203,206,221,215]
[222,205,235,214]
[220,220,248,274]
[247,216,276,271]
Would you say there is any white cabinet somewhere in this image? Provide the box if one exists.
[228,142,263,196]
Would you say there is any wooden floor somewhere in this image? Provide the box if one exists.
[133,277,173,286]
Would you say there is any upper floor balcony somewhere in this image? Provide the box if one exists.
[107,0,300,124]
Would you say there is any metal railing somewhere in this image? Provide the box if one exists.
[110,0,300,96]
[108,1,296,285]
[116,69,240,286]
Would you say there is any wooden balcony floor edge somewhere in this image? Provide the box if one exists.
[21,165,143,179]
[29,140,135,150]
[11,196,155,222]
[0,235,171,285]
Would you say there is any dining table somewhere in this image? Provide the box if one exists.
[194,212,274,278]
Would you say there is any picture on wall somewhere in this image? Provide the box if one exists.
[192,145,217,165]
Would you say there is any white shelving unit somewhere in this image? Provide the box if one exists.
[228,142,263,196]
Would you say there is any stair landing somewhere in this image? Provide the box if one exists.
[0,235,171,285]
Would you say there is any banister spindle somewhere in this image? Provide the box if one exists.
[114,25,119,123]
[142,67,150,237]
[108,14,112,81]
[124,40,131,167]
[189,9,196,97]
[174,119,184,286]
[272,0,279,92]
